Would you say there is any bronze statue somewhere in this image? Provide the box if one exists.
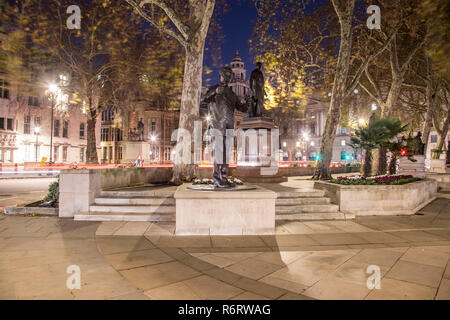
[203,66,249,188]
[137,118,144,141]
[248,62,265,118]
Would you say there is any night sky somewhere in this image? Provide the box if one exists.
[205,0,257,84]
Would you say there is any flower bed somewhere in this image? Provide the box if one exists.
[330,174,421,185]
[192,177,244,185]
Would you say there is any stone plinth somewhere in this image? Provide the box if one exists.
[124,141,150,163]
[429,159,446,173]
[398,155,426,178]
[174,184,276,235]
[235,117,286,183]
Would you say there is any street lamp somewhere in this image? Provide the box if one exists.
[358,118,365,126]
[34,126,40,162]
[48,83,59,163]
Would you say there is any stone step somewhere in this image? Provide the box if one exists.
[94,197,175,206]
[276,190,326,198]
[275,212,348,221]
[275,204,339,214]
[89,205,175,214]
[74,211,175,222]
[100,190,175,198]
[276,197,330,206]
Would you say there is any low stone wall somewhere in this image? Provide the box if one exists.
[314,179,437,216]
[195,165,361,179]
[59,167,172,218]
[426,173,450,189]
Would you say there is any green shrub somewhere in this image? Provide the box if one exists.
[44,181,59,201]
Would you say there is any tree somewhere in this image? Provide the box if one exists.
[21,0,144,163]
[350,115,405,177]
[125,0,216,184]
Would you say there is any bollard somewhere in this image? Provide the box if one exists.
[14,163,18,174]
[0,163,2,173]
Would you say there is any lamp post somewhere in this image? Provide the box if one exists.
[34,126,40,162]
[48,84,59,163]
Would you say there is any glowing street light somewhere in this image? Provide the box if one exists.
[48,83,59,94]
[150,135,157,142]
[371,103,377,111]
[302,132,310,141]
[358,118,365,125]
[47,83,60,163]
[205,115,211,122]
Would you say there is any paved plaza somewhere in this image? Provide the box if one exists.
[1,195,449,300]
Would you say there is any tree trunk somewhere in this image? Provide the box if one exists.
[312,0,355,180]
[86,116,99,164]
[432,110,450,159]
[363,149,372,178]
[170,43,205,184]
[377,146,388,175]
[388,153,397,175]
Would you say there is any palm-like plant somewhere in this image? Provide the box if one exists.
[350,115,406,177]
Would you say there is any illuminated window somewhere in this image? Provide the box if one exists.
[0,79,10,99]
[341,140,346,146]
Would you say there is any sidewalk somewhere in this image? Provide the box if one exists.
[1,197,449,299]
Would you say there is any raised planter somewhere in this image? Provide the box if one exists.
[314,179,437,216]
[59,167,172,218]
[4,207,58,216]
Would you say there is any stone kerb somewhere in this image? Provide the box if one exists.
[314,179,437,216]
[174,184,276,235]
[59,167,172,218]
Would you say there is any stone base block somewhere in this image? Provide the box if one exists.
[174,184,276,235]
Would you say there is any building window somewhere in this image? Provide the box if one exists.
[118,146,123,161]
[115,128,123,141]
[431,135,438,143]
[151,118,156,133]
[80,147,85,162]
[24,144,32,161]
[102,147,107,160]
[7,118,13,130]
[310,141,315,146]
[101,127,110,141]
[310,112,316,119]
[0,118,4,130]
[341,140,346,146]
[341,127,347,134]
[54,120,60,137]
[28,96,39,106]
[296,141,300,147]
[79,123,85,139]
[34,116,41,129]
[53,146,59,162]
[62,146,68,162]
[282,141,287,147]
[24,115,31,134]
[164,147,171,161]
[310,124,316,136]
[63,121,69,138]
[0,79,10,99]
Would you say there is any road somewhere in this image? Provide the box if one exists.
[0,178,57,208]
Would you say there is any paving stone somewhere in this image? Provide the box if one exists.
[231,292,269,300]
[259,275,308,294]
[96,236,155,255]
[144,281,201,300]
[260,234,319,247]
[211,236,267,248]
[350,247,406,267]
[233,277,287,299]
[104,248,173,270]
[181,275,244,300]
[366,278,437,300]
[120,261,200,291]
[401,247,449,268]
[436,278,450,300]
[113,222,152,236]
[391,230,446,242]
[308,233,370,245]
[225,258,283,280]
[302,275,371,300]
[386,260,444,288]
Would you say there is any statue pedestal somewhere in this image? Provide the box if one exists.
[235,117,287,183]
[398,155,426,178]
[175,184,276,235]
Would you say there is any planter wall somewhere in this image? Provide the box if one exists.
[59,167,172,218]
[314,179,437,216]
